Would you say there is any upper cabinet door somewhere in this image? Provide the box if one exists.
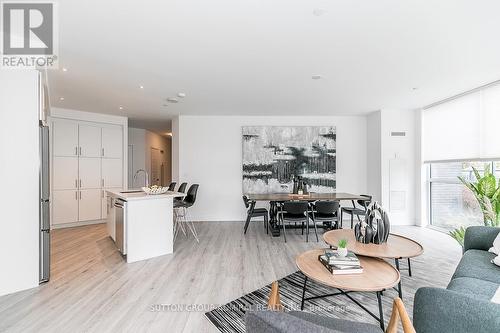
[79,158,102,189]
[102,159,123,188]
[79,124,102,157]
[53,120,79,157]
[102,126,122,158]
[53,157,79,190]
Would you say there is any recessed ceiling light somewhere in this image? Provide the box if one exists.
[59,97,65,101]
[412,87,419,91]
[62,67,68,72]
[312,75,322,80]
[162,104,169,107]
[313,9,327,16]
[139,85,144,89]
[119,106,124,110]
[166,97,179,103]
[177,92,186,98]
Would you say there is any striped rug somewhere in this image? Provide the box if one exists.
[204,271,402,333]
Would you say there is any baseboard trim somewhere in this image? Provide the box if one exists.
[51,219,106,229]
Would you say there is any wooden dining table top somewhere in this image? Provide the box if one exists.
[246,192,368,202]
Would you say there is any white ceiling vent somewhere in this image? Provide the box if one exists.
[391,131,406,137]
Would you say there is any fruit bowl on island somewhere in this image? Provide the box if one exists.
[141,185,170,195]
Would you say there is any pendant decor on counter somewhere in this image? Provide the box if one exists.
[354,202,390,244]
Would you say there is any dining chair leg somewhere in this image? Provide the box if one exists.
[265,215,269,234]
[350,214,354,229]
[282,220,287,243]
[243,214,251,234]
[312,217,319,242]
[356,213,362,223]
[340,210,343,229]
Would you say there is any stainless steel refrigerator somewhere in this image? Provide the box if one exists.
[39,71,51,283]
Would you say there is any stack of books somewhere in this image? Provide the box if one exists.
[318,250,363,275]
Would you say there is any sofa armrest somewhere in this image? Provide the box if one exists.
[414,287,500,333]
[463,226,500,252]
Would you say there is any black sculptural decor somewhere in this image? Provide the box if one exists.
[354,202,390,244]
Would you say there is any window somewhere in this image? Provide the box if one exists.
[428,161,499,231]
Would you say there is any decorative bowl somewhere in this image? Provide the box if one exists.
[141,186,170,195]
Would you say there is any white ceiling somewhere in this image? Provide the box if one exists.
[48,0,500,133]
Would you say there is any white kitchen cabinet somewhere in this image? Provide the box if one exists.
[53,120,79,157]
[79,189,102,221]
[79,158,101,189]
[52,190,79,225]
[102,158,123,188]
[79,124,102,158]
[102,126,122,158]
[52,157,79,190]
[102,187,121,219]
[50,115,126,228]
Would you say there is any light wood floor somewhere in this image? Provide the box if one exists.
[0,221,462,333]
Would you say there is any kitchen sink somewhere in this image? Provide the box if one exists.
[120,190,144,194]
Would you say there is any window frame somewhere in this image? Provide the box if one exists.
[426,160,498,231]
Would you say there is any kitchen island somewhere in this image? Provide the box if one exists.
[106,189,184,263]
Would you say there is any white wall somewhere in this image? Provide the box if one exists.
[129,128,172,187]
[174,115,367,221]
[0,70,40,296]
[379,109,418,225]
[366,111,382,202]
[128,128,146,186]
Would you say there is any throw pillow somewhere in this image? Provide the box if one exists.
[493,255,500,267]
[489,232,500,255]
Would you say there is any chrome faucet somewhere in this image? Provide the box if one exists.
[133,169,150,188]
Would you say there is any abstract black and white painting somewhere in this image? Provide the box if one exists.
[242,126,336,194]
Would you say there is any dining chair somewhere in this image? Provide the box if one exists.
[242,196,269,234]
[168,182,177,191]
[278,201,317,243]
[309,200,340,230]
[340,194,372,228]
[177,182,188,193]
[173,184,199,242]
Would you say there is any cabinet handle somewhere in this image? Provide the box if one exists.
[75,191,78,200]
[79,179,82,188]
[75,147,78,156]
[75,179,78,188]
[79,191,82,200]
[102,148,104,157]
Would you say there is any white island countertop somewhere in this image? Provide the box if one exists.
[107,189,185,201]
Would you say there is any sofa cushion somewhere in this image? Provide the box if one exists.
[447,277,500,301]
[452,249,500,284]
[246,311,340,333]
[289,311,382,333]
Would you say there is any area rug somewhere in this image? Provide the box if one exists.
[204,270,409,333]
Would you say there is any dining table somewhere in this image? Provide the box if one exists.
[246,192,369,237]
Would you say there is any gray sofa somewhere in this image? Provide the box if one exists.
[413,226,500,333]
[246,226,500,333]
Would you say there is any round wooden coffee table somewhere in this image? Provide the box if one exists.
[296,249,400,330]
[323,229,424,297]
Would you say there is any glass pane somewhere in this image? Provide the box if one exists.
[495,161,500,180]
[430,182,483,230]
[431,161,493,181]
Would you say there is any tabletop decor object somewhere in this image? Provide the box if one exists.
[337,239,348,257]
[141,185,170,195]
[354,201,390,244]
